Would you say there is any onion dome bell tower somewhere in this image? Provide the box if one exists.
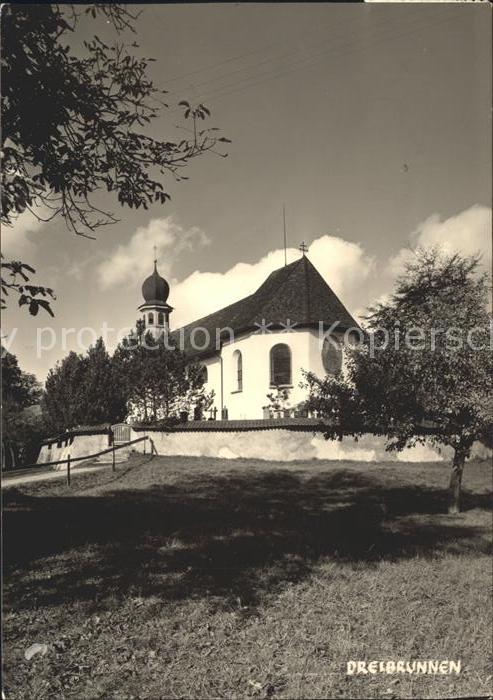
[138,258,173,338]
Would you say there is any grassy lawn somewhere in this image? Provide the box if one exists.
[3,454,492,699]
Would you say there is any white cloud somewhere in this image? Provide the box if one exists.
[308,236,375,301]
[352,292,392,324]
[67,256,98,281]
[170,235,374,327]
[390,204,492,276]
[98,216,209,290]
[103,205,490,331]
[1,209,46,257]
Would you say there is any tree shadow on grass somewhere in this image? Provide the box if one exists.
[3,467,492,610]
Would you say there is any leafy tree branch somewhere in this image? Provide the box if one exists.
[1,4,230,314]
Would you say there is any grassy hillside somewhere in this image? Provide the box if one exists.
[3,454,492,698]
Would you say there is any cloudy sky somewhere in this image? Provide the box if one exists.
[2,3,491,381]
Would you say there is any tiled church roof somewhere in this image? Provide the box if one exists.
[171,256,359,358]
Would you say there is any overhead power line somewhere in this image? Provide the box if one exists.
[161,12,361,86]
[180,9,459,109]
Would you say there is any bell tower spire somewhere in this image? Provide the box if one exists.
[138,250,173,338]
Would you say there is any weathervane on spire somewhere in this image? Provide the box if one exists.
[153,244,158,267]
[299,241,308,256]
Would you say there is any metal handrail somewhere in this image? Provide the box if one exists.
[3,436,151,475]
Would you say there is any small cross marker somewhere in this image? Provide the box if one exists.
[153,245,158,265]
[299,241,308,256]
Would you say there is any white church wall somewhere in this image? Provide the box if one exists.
[307,326,356,378]
[219,329,312,419]
[307,327,326,377]
[200,354,222,417]
[196,327,369,421]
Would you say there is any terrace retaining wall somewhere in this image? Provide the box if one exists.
[132,429,490,463]
[36,422,491,465]
[37,432,110,465]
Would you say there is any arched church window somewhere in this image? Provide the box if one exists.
[199,365,208,385]
[157,312,164,326]
[270,343,292,386]
[321,335,343,375]
[233,350,242,392]
[148,312,154,325]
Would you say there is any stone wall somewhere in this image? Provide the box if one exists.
[133,429,491,463]
[36,426,491,466]
[37,433,110,466]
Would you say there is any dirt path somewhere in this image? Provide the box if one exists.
[2,462,109,488]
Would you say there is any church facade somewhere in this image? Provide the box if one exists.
[138,253,360,420]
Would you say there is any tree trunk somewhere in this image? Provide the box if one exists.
[448,445,467,514]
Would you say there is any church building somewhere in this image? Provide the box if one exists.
[138,251,359,420]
